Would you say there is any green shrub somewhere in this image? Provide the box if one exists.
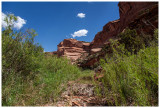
[2,14,44,78]
[118,28,143,53]
[118,28,158,54]
[100,29,158,106]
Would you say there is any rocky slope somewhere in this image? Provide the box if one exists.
[54,73,107,106]
[51,2,158,66]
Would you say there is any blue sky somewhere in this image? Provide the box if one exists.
[2,2,119,52]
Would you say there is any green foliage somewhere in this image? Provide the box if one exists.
[118,28,158,54]
[2,14,43,78]
[100,29,158,106]
[2,29,43,78]
[2,14,81,106]
[153,29,158,44]
[2,14,158,106]
[118,28,143,53]
[2,55,81,106]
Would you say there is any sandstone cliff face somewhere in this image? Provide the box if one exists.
[90,2,158,49]
[79,2,158,68]
[57,39,90,62]
[119,2,158,29]
[90,19,120,48]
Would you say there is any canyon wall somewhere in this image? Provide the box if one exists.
[52,2,158,65]
[90,2,158,49]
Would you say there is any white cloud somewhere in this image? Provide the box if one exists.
[77,13,85,18]
[2,12,26,30]
[13,16,26,29]
[71,29,88,38]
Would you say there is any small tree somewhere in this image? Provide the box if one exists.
[2,14,44,80]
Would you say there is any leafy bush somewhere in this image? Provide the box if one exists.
[2,14,44,78]
[118,28,143,53]
[118,28,158,54]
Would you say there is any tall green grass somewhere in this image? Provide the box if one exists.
[2,54,82,106]
[100,29,158,106]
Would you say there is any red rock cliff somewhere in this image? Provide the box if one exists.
[53,2,158,65]
[57,39,90,62]
[90,2,158,48]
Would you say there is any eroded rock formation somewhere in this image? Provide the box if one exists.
[57,39,90,62]
[50,2,158,67]
[90,2,158,49]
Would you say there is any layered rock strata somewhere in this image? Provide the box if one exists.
[57,39,90,62]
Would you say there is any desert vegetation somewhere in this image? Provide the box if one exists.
[2,13,158,106]
[99,28,158,106]
[2,14,84,106]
